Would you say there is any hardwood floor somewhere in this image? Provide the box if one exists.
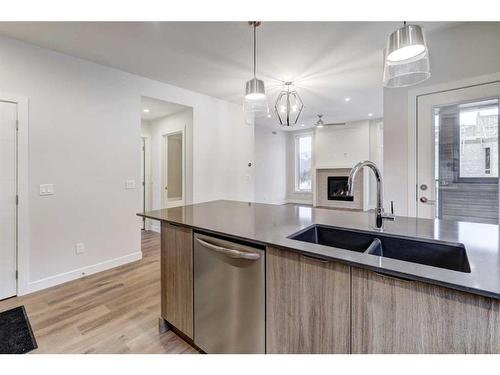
[0,230,198,354]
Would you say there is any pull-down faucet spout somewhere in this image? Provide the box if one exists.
[347,160,394,229]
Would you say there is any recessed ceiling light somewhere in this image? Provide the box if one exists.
[267,113,272,118]
[344,97,351,102]
[300,124,305,127]
[143,109,150,113]
[368,113,373,117]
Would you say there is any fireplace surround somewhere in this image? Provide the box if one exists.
[314,166,366,210]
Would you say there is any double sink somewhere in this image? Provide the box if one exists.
[288,224,471,273]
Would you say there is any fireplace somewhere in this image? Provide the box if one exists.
[327,176,353,201]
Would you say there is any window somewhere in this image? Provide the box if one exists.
[458,100,498,179]
[295,134,312,192]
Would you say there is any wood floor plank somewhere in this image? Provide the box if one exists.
[0,230,198,354]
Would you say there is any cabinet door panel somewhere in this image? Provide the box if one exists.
[266,248,301,353]
[161,222,193,339]
[351,267,500,353]
[266,247,350,353]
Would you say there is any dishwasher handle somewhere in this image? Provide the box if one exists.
[195,237,261,261]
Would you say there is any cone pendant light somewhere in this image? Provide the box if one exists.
[244,21,268,124]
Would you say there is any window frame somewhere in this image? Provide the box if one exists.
[294,132,313,193]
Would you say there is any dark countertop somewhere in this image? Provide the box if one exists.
[138,200,500,299]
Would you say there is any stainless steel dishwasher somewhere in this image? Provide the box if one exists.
[193,232,265,354]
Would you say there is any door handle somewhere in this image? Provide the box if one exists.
[419,196,435,204]
[195,238,260,260]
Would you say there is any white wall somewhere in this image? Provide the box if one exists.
[315,120,370,168]
[383,22,500,216]
[193,101,254,203]
[368,119,383,209]
[254,125,287,204]
[0,35,253,294]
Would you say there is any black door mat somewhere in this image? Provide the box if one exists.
[0,305,38,354]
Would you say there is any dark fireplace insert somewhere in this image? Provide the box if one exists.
[327,176,353,201]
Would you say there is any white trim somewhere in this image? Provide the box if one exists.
[23,251,142,295]
[168,196,183,202]
[0,93,30,297]
[286,198,313,205]
[315,164,357,170]
[407,72,500,217]
[273,200,289,205]
[140,133,152,231]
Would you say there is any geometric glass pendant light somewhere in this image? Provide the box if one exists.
[244,21,268,124]
[383,22,431,88]
[273,82,304,127]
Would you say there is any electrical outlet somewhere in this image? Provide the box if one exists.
[125,180,136,189]
[75,242,85,255]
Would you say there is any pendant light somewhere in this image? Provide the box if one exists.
[244,21,268,124]
[383,22,431,88]
[274,82,304,127]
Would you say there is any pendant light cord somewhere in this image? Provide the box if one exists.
[253,22,256,78]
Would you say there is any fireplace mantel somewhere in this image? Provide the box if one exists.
[315,164,356,170]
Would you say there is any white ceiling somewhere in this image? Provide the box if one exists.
[0,22,459,127]
[141,96,190,121]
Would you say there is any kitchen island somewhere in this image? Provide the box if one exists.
[138,200,500,354]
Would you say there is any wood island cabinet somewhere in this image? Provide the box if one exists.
[157,222,500,354]
[350,267,500,353]
[266,246,351,353]
[161,222,193,339]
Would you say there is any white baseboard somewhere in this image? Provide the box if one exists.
[286,199,313,205]
[255,200,288,205]
[20,251,142,296]
[271,200,288,205]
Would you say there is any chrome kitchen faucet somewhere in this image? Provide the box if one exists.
[347,160,395,230]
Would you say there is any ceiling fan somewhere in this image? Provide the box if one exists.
[315,114,346,128]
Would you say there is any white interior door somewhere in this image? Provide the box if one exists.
[417,82,500,223]
[163,131,185,208]
[0,101,17,299]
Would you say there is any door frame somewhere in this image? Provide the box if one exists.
[140,136,146,230]
[407,72,500,217]
[161,128,186,208]
[140,133,152,230]
[0,93,29,296]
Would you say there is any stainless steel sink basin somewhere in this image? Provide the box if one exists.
[288,225,471,273]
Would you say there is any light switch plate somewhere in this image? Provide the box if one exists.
[125,180,136,189]
[75,242,85,255]
[39,184,54,196]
